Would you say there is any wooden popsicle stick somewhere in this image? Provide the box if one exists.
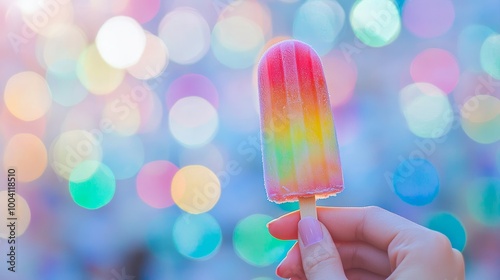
[298,196,317,219]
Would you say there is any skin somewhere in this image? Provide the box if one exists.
[268,206,465,280]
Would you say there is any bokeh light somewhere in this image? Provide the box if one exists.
[76,44,125,95]
[218,0,272,37]
[212,16,265,69]
[350,0,401,47]
[171,165,221,214]
[123,0,161,23]
[173,213,222,260]
[426,212,467,251]
[453,71,499,108]
[127,33,169,80]
[46,62,88,107]
[4,71,52,121]
[50,130,102,180]
[233,214,292,266]
[69,160,116,209]
[41,24,88,75]
[166,74,219,110]
[277,201,300,212]
[158,7,210,65]
[80,0,129,15]
[145,212,176,260]
[169,96,218,148]
[136,160,178,209]
[96,16,146,69]
[410,48,460,94]
[323,49,358,107]
[403,0,455,38]
[480,34,500,80]
[460,95,500,144]
[3,133,47,182]
[392,159,440,206]
[293,0,345,55]
[466,178,500,226]
[457,25,495,70]
[15,0,75,38]
[400,83,453,138]
[102,134,144,180]
[0,191,31,238]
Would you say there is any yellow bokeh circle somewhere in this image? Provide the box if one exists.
[461,95,500,144]
[76,44,125,95]
[171,165,221,214]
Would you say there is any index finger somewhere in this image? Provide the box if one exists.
[268,206,425,251]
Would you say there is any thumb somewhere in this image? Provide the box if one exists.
[298,217,347,280]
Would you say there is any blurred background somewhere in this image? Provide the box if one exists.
[0,0,499,279]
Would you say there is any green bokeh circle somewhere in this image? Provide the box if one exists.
[233,214,293,267]
[350,0,401,47]
[69,160,116,209]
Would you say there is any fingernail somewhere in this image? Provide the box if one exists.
[298,217,323,247]
[266,218,278,228]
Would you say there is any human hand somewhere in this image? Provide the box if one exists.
[268,206,465,280]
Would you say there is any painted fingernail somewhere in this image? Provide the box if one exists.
[298,217,323,247]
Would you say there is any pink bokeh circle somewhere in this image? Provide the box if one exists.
[410,48,460,94]
[403,0,455,38]
[124,0,161,23]
[136,160,179,208]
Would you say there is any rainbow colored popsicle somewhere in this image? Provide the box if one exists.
[258,40,343,205]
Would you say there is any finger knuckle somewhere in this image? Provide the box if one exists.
[357,206,385,240]
[364,205,383,214]
[303,245,336,272]
[431,231,453,251]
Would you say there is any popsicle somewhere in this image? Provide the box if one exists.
[258,40,343,218]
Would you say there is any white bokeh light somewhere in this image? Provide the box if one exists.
[96,16,146,69]
[169,96,218,148]
[400,83,453,138]
[158,8,210,65]
[127,33,169,80]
